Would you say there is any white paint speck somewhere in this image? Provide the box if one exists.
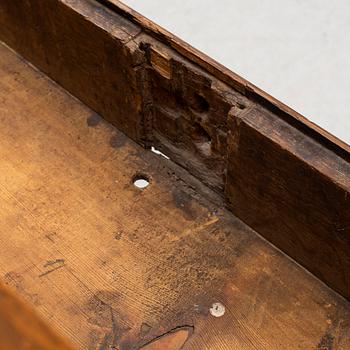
[210,302,226,318]
[134,178,149,189]
[151,146,170,159]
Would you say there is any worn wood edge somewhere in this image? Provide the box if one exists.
[226,105,350,299]
[98,0,350,160]
[94,1,350,300]
[0,283,74,350]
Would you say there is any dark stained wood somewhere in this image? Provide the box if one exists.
[1,42,350,349]
[1,0,350,347]
[136,37,249,192]
[99,0,350,159]
[225,105,350,299]
[0,283,73,350]
[0,0,144,141]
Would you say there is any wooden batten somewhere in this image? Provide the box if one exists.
[98,0,350,159]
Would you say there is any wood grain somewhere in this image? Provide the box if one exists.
[1,0,350,347]
[1,41,350,350]
[0,283,73,349]
[0,0,144,141]
[1,1,349,301]
[226,105,350,299]
[99,0,350,158]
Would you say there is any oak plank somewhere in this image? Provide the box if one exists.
[2,1,350,302]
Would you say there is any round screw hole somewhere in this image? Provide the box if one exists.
[133,174,150,189]
[210,302,226,318]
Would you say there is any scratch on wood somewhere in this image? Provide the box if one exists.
[139,326,193,350]
[44,259,65,267]
[39,259,65,278]
[44,232,57,243]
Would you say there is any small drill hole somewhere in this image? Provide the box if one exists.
[139,42,150,52]
[133,174,150,189]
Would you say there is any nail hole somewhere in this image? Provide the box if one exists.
[210,302,225,318]
[191,93,210,113]
[133,174,150,189]
[151,146,170,160]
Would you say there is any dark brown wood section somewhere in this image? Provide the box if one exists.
[0,0,144,140]
[98,0,350,158]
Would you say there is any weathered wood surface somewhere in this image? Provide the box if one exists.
[0,282,73,350]
[1,42,350,349]
[1,0,350,300]
[0,0,249,193]
[0,0,144,141]
[99,0,350,157]
[226,105,350,299]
